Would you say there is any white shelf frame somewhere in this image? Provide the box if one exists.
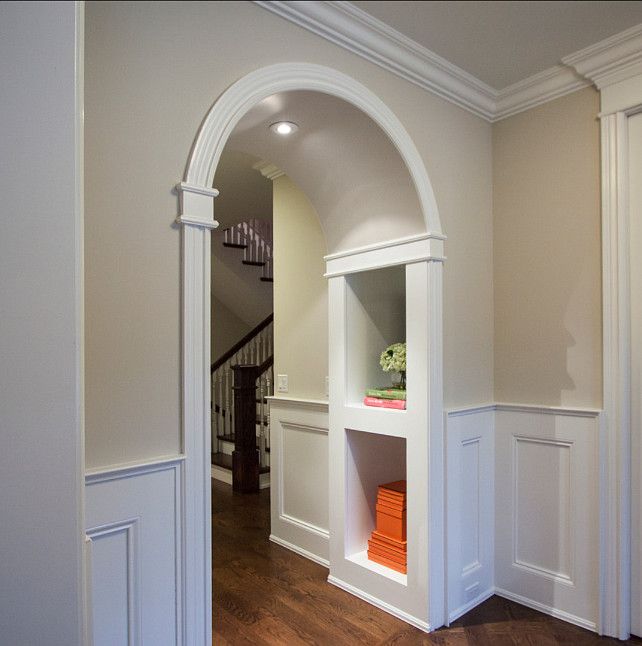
[326,235,445,632]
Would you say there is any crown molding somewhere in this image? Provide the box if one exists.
[562,23,642,89]
[255,2,642,122]
[253,160,285,180]
[254,0,496,120]
[494,65,590,121]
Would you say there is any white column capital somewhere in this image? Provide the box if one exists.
[176,182,220,229]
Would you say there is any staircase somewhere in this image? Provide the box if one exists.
[223,219,273,283]
[211,314,274,490]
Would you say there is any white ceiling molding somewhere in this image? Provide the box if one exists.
[494,65,590,121]
[254,0,497,120]
[562,23,642,89]
[255,2,642,122]
[253,160,285,180]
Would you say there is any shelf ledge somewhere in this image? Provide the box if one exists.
[347,550,408,586]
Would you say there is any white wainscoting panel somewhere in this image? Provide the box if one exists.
[494,406,600,631]
[268,397,329,566]
[446,406,495,621]
[85,456,184,646]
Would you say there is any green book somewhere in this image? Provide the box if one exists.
[365,387,407,400]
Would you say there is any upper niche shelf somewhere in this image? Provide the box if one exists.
[345,265,406,408]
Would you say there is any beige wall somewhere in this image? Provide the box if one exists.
[493,88,602,408]
[211,295,251,362]
[273,176,328,401]
[84,1,494,467]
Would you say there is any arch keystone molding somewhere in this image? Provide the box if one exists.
[176,62,445,644]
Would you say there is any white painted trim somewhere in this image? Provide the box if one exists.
[279,513,329,539]
[182,63,444,642]
[177,218,212,646]
[253,160,285,180]
[75,2,87,643]
[184,62,443,236]
[269,535,329,567]
[495,403,601,418]
[254,0,496,121]
[85,455,185,485]
[324,234,445,278]
[494,65,589,121]
[448,588,495,624]
[85,457,184,645]
[563,24,642,89]
[253,1,640,122]
[323,232,446,262]
[446,404,496,417]
[267,395,329,412]
[446,403,601,418]
[211,464,232,486]
[495,587,598,633]
[176,182,219,198]
[175,214,219,229]
[327,575,432,632]
[86,518,142,646]
[599,110,633,640]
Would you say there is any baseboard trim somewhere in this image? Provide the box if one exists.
[211,465,232,485]
[494,587,597,633]
[448,587,495,623]
[269,534,329,567]
[327,575,431,633]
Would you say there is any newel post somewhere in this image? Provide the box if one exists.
[232,365,260,493]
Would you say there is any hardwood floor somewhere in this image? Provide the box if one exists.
[212,479,640,645]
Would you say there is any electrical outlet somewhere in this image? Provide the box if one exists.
[325,376,329,397]
[277,374,288,393]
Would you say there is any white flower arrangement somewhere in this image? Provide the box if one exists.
[379,342,406,388]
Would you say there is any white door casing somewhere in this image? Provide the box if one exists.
[176,63,444,644]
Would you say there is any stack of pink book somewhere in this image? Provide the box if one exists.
[363,387,406,410]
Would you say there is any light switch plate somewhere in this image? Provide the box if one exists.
[277,374,288,393]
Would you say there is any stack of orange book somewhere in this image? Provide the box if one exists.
[367,480,407,574]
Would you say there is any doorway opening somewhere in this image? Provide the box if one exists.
[177,63,443,643]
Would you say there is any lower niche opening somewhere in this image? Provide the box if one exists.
[344,428,407,584]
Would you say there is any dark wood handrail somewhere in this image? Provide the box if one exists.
[256,355,273,377]
[211,313,273,373]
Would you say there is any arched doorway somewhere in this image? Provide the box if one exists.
[176,63,444,643]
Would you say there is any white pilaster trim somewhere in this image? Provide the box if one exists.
[563,24,642,90]
[599,111,632,640]
[176,216,212,646]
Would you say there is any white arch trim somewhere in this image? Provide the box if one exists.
[183,62,443,236]
[176,64,445,646]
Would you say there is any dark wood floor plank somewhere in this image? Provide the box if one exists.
[212,479,641,645]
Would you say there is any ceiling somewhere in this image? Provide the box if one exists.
[351,0,642,89]
[223,90,425,253]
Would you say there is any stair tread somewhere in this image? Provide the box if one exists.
[242,260,266,267]
[260,277,274,282]
[211,452,269,473]
[222,242,248,249]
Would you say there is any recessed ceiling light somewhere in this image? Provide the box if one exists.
[270,121,298,136]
